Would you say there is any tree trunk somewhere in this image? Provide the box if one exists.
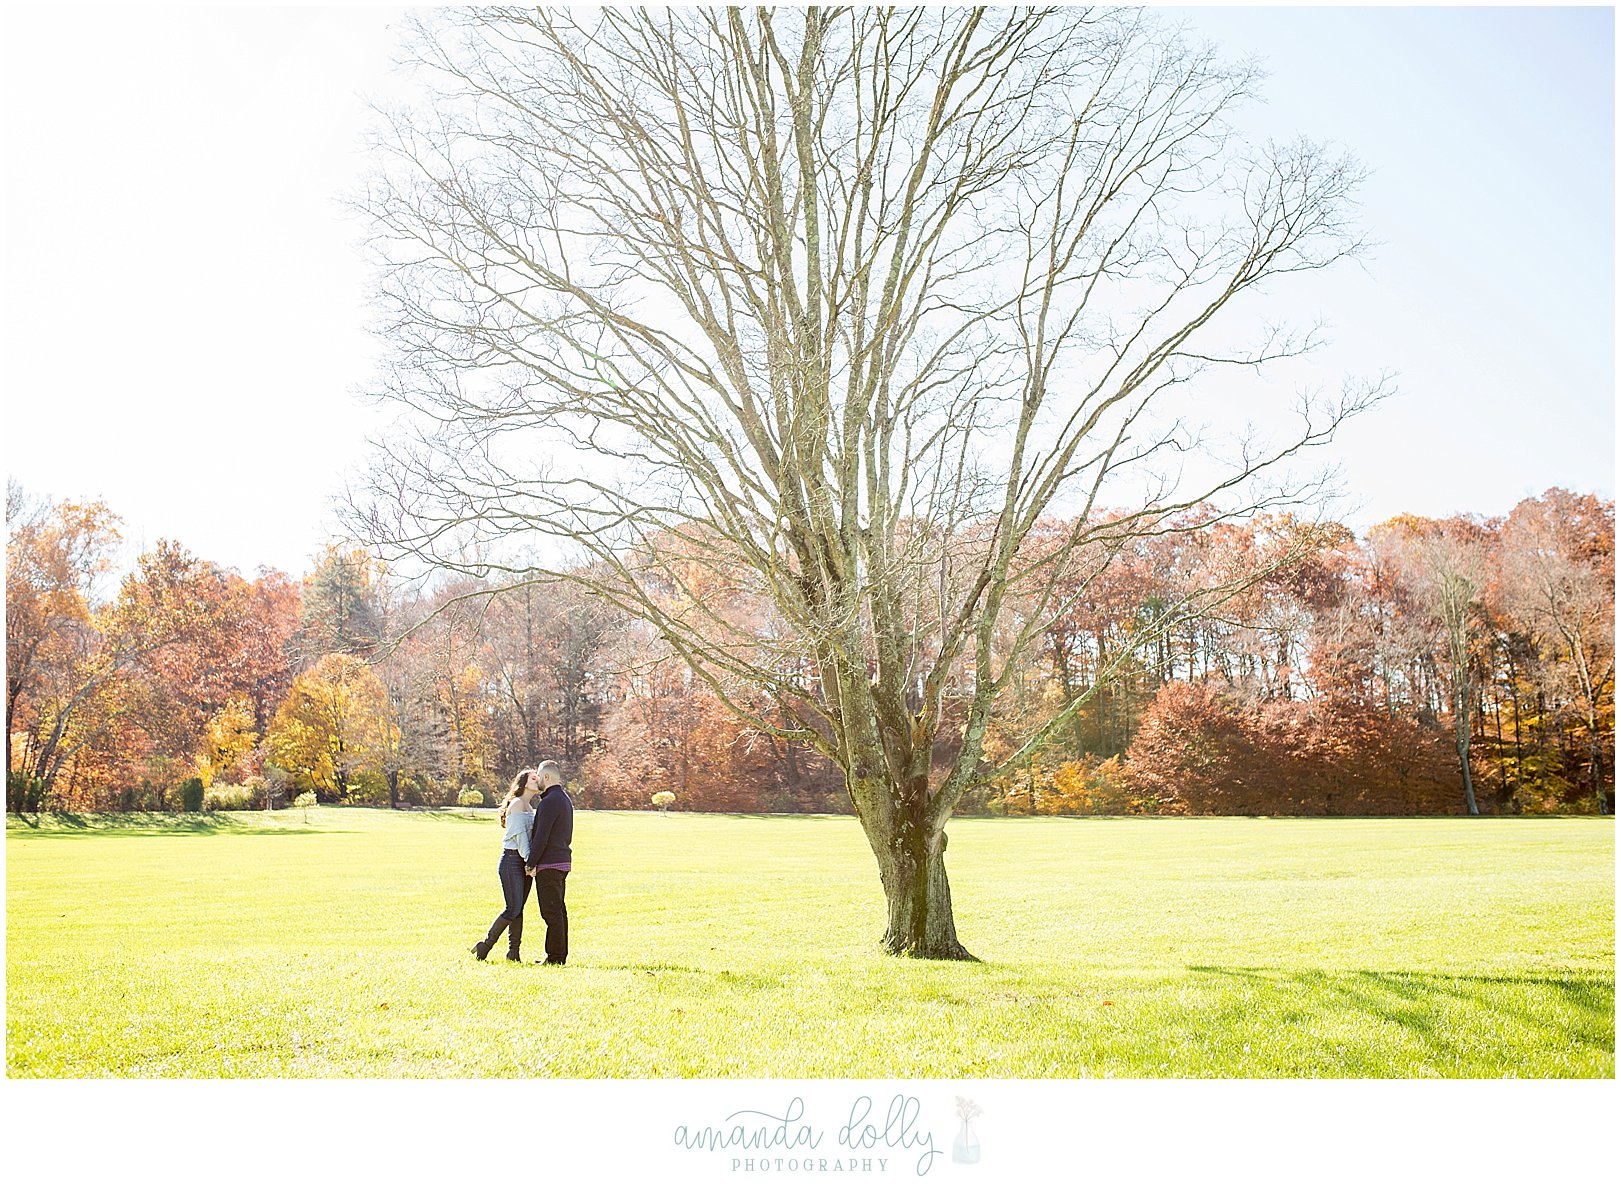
[836,652,976,960]
[1458,743,1479,815]
[1448,616,1480,815]
[4,675,20,776]
[875,823,974,960]
[1455,707,1479,816]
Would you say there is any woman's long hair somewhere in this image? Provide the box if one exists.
[498,770,535,827]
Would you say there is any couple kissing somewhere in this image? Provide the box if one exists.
[472,761,574,965]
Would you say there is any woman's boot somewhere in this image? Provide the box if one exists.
[472,915,509,960]
[505,913,524,962]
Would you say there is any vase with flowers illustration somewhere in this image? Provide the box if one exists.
[952,1116,980,1164]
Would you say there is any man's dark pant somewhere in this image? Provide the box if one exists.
[533,868,569,964]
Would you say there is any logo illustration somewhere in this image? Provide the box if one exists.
[951,1097,982,1165]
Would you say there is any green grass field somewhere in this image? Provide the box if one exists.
[6,809,1613,1077]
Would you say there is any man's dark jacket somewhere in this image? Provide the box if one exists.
[527,784,573,868]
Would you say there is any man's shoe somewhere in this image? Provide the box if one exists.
[471,940,491,960]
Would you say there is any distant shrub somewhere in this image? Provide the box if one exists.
[117,781,165,813]
[204,783,257,812]
[347,770,390,806]
[293,791,317,809]
[7,771,49,816]
[457,786,487,808]
[1125,682,1462,816]
[651,791,675,813]
[261,766,289,810]
[176,777,205,814]
[397,776,429,808]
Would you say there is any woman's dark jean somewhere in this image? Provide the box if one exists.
[479,849,533,957]
[498,848,533,920]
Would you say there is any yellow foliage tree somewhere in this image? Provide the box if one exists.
[265,654,387,800]
[195,697,258,788]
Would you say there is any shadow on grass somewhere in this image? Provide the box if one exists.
[586,961,788,990]
[6,812,339,838]
[408,809,496,825]
[593,811,859,823]
[1184,964,1615,1053]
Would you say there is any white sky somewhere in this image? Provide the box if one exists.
[2,3,1614,579]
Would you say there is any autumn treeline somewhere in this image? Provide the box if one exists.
[6,482,1613,816]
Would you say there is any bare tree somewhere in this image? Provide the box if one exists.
[1375,516,1491,815]
[1496,491,1615,813]
[481,578,619,771]
[351,8,1379,957]
[374,588,455,808]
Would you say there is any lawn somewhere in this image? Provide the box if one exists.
[5,808,1613,1077]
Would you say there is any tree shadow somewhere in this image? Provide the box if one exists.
[585,961,789,991]
[408,810,495,825]
[5,813,339,838]
[1183,964,1615,1054]
[605,811,856,822]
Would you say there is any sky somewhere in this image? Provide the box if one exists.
[2,3,1614,579]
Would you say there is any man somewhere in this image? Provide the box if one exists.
[524,759,573,966]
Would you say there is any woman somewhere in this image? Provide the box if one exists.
[471,769,538,962]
